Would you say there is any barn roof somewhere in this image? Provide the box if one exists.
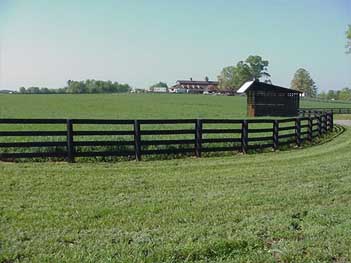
[237,80,302,94]
[176,80,219,86]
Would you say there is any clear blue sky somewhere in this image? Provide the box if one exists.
[0,0,350,91]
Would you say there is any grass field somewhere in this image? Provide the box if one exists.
[1,93,347,159]
[1,93,351,262]
[1,93,351,119]
[0,127,350,262]
[0,94,247,119]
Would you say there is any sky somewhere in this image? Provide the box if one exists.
[0,0,350,91]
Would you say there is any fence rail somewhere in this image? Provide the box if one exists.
[299,108,351,114]
[0,111,334,162]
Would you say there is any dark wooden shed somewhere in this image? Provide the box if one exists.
[237,80,302,117]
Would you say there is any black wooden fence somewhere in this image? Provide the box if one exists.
[299,108,351,114]
[0,112,334,162]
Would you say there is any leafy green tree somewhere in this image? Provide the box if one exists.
[18,80,132,94]
[217,66,236,90]
[65,79,131,94]
[245,55,270,80]
[218,55,270,90]
[339,87,351,100]
[27,87,40,94]
[327,90,338,100]
[318,91,327,100]
[19,87,26,93]
[39,88,50,94]
[346,25,351,54]
[150,82,168,88]
[291,68,317,97]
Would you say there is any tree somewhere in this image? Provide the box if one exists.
[346,25,351,54]
[217,66,237,90]
[338,87,351,100]
[327,90,338,100]
[18,80,131,95]
[318,91,327,100]
[19,87,26,93]
[150,82,168,88]
[40,87,50,94]
[291,68,317,97]
[245,55,270,81]
[27,87,40,94]
[218,55,270,90]
[65,79,131,94]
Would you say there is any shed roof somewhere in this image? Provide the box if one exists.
[237,80,302,94]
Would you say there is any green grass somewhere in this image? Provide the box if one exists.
[1,127,351,262]
[0,94,247,119]
[1,94,351,261]
[300,97,351,109]
[0,93,348,160]
[334,114,351,120]
[1,93,351,120]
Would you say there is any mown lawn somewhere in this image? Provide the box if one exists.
[1,127,351,262]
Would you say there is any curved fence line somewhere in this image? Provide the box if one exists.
[299,108,351,114]
[301,97,351,105]
[0,111,334,162]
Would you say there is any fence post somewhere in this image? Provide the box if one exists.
[134,120,141,161]
[317,115,322,137]
[195,119,203,157]
[273,120,279,151]
[241,120,248,154]
[327,113,331,131]
[295,118,301,147]
[322,114,327,134]
[307,117,313,142]
[66,119,75,163]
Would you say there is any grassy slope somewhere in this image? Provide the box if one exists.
[1,128,351,262]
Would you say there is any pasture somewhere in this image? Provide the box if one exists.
[0,94,342,161]
[1,93,351,262]
[1,93,351,120]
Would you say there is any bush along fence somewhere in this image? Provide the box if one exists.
[0,112,334,162]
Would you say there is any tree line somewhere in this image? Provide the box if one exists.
[217,55,318,97]
[19,79,131,94]
[317,88,351,101]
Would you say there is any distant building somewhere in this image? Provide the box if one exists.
[169,77,219,94]
[237,80,302,117]
[149,86,168,93]
[131,88,147,93]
